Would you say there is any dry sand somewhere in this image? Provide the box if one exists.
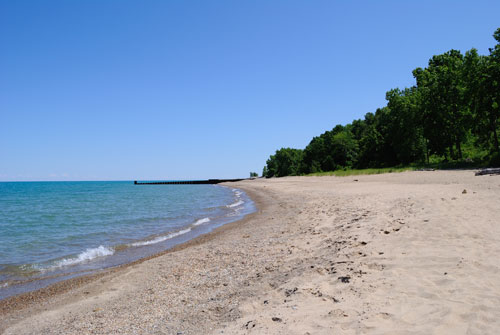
[1,170,500,334]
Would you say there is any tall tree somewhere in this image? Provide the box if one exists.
[488,29,500,155]
[385,87,426,164]
[265,148,304,177]
[463,30,500,156]
[302,125,357,172]
[356,121,382,168]
[413,50,470,160]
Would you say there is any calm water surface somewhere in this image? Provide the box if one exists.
[0,181,254,299]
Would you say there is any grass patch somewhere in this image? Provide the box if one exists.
[305,159,489,178]
[307,167,414,177]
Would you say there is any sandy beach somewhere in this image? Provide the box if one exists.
[1,170,500,334]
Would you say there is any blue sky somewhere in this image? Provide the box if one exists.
[1,0,499,181]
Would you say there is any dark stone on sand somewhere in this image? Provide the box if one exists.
[272,317,282,322]
[338,276,351,283]
[244,320,256,329]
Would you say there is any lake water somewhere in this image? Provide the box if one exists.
[0,181,254,299]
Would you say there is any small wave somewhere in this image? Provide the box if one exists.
[130,228,192,247]
[54,246,114,268]
[227,200,244,208]
[193,217,210,226]
[0,282,9,288]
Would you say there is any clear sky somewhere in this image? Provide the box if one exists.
[1,0,499,181]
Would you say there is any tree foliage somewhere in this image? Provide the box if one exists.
[264,148,304,177]
[263,28,500,176]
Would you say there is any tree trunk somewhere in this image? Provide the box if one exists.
[493,126,500,155]
[456,140,462,160]
[492,116,500,155]
[426,143,430,164]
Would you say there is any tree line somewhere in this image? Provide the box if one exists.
[263,28,500,177]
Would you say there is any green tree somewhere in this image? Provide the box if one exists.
[302,125,357,173]
[472,29,500,156]
[262,28,500,170]
[413,50,470,160]
[265,148,304,177]
[487,28,500,156]
[385,87,426,164]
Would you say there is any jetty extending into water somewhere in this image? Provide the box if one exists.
[134,179,247,185]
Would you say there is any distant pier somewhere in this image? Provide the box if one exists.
[134,179,246,185]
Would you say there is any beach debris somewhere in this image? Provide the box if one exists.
[272,317,282,322]
[353,179,359,182]
[338,276,351,283]
[475,168,500,176]
[244,320,256,329]
[462,189,467,194]
[284,287,298,297]
[383,230,390,234]
[329,309,349,317]
[312,290,323,297]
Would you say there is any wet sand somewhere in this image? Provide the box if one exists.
[1,171,500,334]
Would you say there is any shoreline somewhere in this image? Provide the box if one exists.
[0,185,261,316]
[0,184,255,302]
[2,171,500,334]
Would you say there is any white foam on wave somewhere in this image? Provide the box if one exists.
[227,200,244,208]
[54,246,114,268]
[193,217,210,226]
[0,282,9,288]
[130,228,192,247]
[226,188,245,208]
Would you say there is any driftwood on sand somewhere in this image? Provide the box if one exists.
[475,168,500,176]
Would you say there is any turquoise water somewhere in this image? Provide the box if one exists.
[0,181,254,298]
